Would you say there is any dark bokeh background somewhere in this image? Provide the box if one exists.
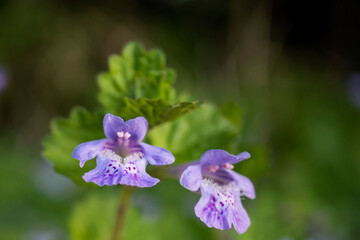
[1,0,359,239]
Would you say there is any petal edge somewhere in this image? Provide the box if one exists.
[140,142,175,165]
[180,164,202,191]
[72,139,106,167]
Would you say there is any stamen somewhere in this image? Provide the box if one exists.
[117,131,124,138]
[223,163,234,170]
[207,165,220,172]
[124,132,131,139]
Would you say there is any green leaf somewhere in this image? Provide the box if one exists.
[114,97,196,129]
[42,107,105,186]
[98,42,177,112]
[148,103,239,163]
[98,42,197,127]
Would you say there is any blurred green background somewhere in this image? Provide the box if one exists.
[0,0,359,239]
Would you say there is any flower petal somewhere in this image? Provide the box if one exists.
[200,150,237,166]
[103,113,125,140]
[194,180,235,231]
[140,142,175,165]
[119,158,159,188]
[180,164,202,191]
[227,170,256,199]
[236,151,251,162]
[125,117,148,142]
[232,200,251,234]
[200,150,251,166]
[72,139,107,167]
[82,156,123,186]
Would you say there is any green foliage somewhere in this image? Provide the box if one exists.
[98,42,176,110]
[111,97,196,129]
[69,190,117,240]
[98,42,196,126]
[69,188,212,240]
[43,107,104,185]
[148,103,239,163]
[0,142,73,240]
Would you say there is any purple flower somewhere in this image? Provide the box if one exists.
[180,150,255,234]
[72,114,175,187]
[0,66,8,93]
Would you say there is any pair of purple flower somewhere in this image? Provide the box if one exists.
[73,114,255,234]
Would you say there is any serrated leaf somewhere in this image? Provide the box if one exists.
[148,103,239,163]
[42,107,105,186]
[98,42,176,113]
[112,97,196,129]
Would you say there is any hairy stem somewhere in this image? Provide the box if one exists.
[111,186,134,240]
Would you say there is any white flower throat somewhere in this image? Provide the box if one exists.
[202,178,236,209]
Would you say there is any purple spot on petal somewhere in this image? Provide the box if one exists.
[109,164,112,166]
[106,170,110,173]
[113,166,116,169]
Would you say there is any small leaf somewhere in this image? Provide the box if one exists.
[42,107,104,186]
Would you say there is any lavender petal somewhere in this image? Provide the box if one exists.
[200,150,251,166]
[226,170,256,199]
[83,156,123,186]
[194,180,234,230]
[119,158,159,188]
[232,200,251,234]
[72,139,107,167]
[179,164,202,191]
[103,113,125,140]
[125,117,148,142]
[140,142,175,165]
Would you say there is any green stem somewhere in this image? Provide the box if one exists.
[111,186,134,240]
